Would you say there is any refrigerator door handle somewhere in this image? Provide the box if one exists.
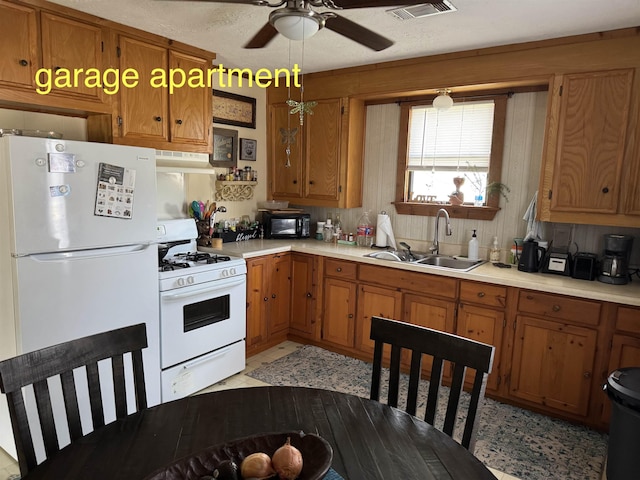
[17,244,154,261]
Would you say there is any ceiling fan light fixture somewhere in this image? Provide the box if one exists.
[272,11,321,41]
[433,89,454,110]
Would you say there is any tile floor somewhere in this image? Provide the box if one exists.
[1,340,520,480]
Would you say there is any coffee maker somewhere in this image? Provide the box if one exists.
[597,234,634,285]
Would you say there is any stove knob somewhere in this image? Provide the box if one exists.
[177,278,185,287]
[221,269,228,278]
[187,276,195,285]
[230,267,236,276]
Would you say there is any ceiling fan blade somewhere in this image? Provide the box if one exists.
[324,14,393,51]
[330,0,428,8]
[244,22,279,48]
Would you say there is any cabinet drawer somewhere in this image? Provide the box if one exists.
[460,281,507,308]
[517,290,600,326]
[324,258,357,280]
[359,264,457,299]
[616,306,640,334]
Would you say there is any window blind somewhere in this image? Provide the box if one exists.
[408,100,495,169]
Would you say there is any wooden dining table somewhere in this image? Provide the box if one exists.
[23,386,497,479]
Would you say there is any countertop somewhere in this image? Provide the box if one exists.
[201,239,640,307]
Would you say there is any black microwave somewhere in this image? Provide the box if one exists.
[261,212,310,239]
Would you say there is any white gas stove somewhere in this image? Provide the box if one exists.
[156,218,246,401]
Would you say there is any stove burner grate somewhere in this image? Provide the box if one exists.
[174,252,232,264]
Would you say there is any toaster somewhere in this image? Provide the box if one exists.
[572,252,598,281]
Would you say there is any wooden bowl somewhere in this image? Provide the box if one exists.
[144,431,333,480]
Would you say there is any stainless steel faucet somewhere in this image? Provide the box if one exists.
[430,208,452,255]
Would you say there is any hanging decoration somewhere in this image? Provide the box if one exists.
[286,35,316,127]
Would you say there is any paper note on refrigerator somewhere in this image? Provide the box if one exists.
[95,162,136,219]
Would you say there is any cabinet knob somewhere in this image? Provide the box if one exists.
[477,292,486,298]
[175,119,183,125]
[309,180,314,185]
[272,294,277,299]
[293,180,297,184]
[54,66,61,72]
[584,372,591,379]
[154,116,162,122]
[306,292,312,298]
[336,267,342,272]
[552,305,561,312]
[348,314,354,318]
[263,297,268,302]
[19,59,29,67]
[602,187,609,194]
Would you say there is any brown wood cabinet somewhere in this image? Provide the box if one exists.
[118,36,169,142]
[602,305,640,422]
[457,281,508,392]
[245,253,291,355]
[0,1,38,90]
[509,290,600,417]
[289,253,318,339]
[355,283,402,357]
[115,37,211,149]
[40,13,104,101]
[539,68,639,226]
[322,259,358,349]
[269,98,365,208]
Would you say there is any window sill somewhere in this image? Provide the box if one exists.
[393,202,500,220]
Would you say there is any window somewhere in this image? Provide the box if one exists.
[395,94,508,220]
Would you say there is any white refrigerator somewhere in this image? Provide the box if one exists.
[0,135,161,461]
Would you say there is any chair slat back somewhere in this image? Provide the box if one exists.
[369,316,495,452]
[0,323,148,475]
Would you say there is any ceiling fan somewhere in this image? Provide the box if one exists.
[164,0,429,51]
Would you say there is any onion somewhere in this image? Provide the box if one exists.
[271,437,303,480]
[240,452,275,480]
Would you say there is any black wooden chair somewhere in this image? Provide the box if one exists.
[0,323,149,476]
[369,316,495,453]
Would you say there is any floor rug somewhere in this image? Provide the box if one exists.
[248,345,608,480]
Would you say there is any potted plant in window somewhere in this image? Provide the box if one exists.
[464,166,510,206]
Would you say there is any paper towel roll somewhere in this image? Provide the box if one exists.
[376,213,396,249]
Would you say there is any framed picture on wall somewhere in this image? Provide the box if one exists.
[213,90,256,129]
[209,127,237,169]
[240,138,257,161]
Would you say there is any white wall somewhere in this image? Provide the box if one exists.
[184,80,267,224]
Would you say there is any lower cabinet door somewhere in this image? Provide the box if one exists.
[322,278,356,348]
[355,283,402,359]
[510,315,597,416]
[457,303,504,392]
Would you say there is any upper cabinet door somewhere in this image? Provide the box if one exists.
[41,13,104,101]
[550,69,633,214]
[169,51,210,147]
[305,98,342,202]
[0,2,38,89]
[271,102,303,199]
[118,36,169,142]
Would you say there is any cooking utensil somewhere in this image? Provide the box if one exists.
[191,201,201,220]
[157,240,191,263]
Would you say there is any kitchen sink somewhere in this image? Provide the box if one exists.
[364,251,484,272]
[364,250,429,262]
[413,255,485,271]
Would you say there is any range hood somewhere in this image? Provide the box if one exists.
[155,149,218,174]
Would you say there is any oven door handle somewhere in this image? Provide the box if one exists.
[161,275,246,300]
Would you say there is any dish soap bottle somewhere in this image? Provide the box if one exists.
[490,236,501,263]
[468,230,479,261]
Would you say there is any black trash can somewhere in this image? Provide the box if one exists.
[605,367,640,480]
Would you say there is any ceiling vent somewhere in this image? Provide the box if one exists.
[387,1,456,21]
